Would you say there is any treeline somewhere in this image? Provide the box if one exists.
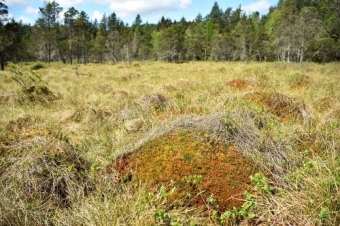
[1,0,340,69]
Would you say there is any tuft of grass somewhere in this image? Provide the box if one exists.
[9,63,60,104]
[0,118,93,225]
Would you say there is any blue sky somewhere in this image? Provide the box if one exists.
[7,0,278,25]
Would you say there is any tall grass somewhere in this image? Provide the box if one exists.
[0,61,339,225]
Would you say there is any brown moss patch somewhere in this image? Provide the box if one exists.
[0,93,12,103]
[118,73,141,81]
[243,91,308,121]
[312,97,339,112]
[52,106,115,125]
[322,108,340,126]
[111,90,129,101]
[114,130,258,212]
[296,133,324,156]
[226,79,259,91]
[289,74,312,89]
[141,93,167,110]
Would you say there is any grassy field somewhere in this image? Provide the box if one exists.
[0,61,339,225]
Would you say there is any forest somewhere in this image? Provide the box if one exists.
[1,0,340,69]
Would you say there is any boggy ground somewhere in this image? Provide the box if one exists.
[0,61,339,225]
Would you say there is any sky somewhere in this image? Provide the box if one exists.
[7,0,278,26]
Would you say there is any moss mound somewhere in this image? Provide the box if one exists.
[243,91,310,122]
[114,130,258,212]
[289,74,312,89]
[21,84,60,103]
[141,93,167,110]
[0,118,93,225]
[226,79,259,90]
[313,97,339,113]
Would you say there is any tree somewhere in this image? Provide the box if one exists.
[232,16,255,61]
[133,14,142,27]
[106,30,120,62]
[318,0,340,41]
[0,0,8,24]
[91,29,107,63]
[184,24,205,60]
[64,7,79,64]
[208,2,223,31]
[0,0,9,70]
[294,6,323,62]
[38,0,63,62]
[74,11,91,64]
[152,24,185,62]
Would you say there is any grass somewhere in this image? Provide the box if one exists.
[0,61,339,225]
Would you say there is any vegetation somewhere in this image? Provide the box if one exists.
[1,0,340,69]
[0,0,339,225]
[0,61,339,225]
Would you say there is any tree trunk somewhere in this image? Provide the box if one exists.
[0,53,4,71]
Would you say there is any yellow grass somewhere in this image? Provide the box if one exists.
[0,61,339,225]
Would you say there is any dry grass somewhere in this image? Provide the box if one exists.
[0,61,339,225]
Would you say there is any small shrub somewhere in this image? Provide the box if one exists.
[31,62,45,70]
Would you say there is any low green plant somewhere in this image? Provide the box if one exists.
[184,175,202,185]
[250,173,273,194]
[31,62,45,70]
[219,192,257,225]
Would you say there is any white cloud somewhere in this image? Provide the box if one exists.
[92,10,103,21]
[6,0,29,6]
[55,0,84,8]
[24,6,39,14]
[18,15,34,24]
[242,0,271,14]
[103,0,192,17]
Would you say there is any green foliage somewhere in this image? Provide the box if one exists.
[250,173,273,194]
[184,175,202,185]
[31,62,45,70]
[218,192,257,224]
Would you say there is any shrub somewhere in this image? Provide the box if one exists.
[31,62,45,70]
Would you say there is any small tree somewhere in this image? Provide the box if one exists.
[0,0,9,70]
[37,0,63,62]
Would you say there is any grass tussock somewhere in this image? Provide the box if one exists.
[0,117,93,225]
[0,61,339,225]
[243,91,314,123]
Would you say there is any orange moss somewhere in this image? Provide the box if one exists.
[296,134,324,156]
[243,91,304,121]
[114,130,258,212]
[226,79,259,91]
